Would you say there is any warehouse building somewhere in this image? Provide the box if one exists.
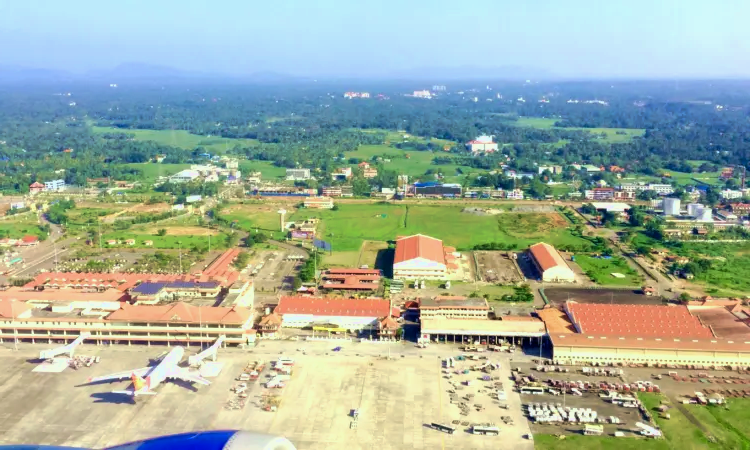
[527,242,576,283]
[420,316,546,346]
[274,296,397,331]
[412,182,462,198]
[541,302,750,367]
[393,234,454,280]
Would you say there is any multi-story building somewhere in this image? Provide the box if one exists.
[358,162,378,179]
[331,167,352,181]
[419,296,489,320]
[647,184,675,195]
[584,188,615,200]
[44,179,66,192]
[285,168,311,181]
[613,190,636,201]
[29,182,44,195]
[466,136,499,154]
[413,182,462,198]
[505,189,524,200]
[720,189,743,200]
[303,196,334,209]
[321,186,342,197]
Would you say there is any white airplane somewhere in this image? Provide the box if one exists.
[39,332,91,360]
[635,422,662,437]
[188,335,226,366]
[87,346,210,397]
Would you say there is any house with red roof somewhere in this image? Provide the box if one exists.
[18,235,39,247]
[29,182,44,195]
[274,296,397,331]
[393,234,451,280]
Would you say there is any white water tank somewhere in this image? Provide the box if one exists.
[687,203,704,218]
[663,198,681,216]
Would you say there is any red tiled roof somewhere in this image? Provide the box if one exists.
[528,242,567,272]
[26,271,236,292]
[0,299,32,318]
[550,333,750,353]
[325,268,381,276]
[107,302,251,325]
[394,234,445,265]
[0,287,125,303]
[565,302,713,339]
[21,235,39,243]
[380,316,399,330]
[276,296,391,318]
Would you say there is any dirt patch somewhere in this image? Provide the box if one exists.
[131,202,172,213]
[474,251,523,283]
[143,226,220,236]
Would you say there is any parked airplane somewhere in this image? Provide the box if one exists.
[188,335,226,366]
[87,346,210,397]
[39,332,91,360]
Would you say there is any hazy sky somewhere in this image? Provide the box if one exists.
[0,0,747,78]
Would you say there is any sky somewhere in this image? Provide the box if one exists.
[0,0,748,79]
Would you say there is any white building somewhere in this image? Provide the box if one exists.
[419,296,489,320]
[528,242,575,283]
[275,296,393,331]
[169,170,200,184]
[647,184,675,195]
[412,90,432,99]
[506,189,525,200]
[721,189,743,200]
[687,203,705,218]
[663,198,681,216]
[44,179,66,191]
[286,168,311,181]
[466,135,498,154]
[393,234,449,280]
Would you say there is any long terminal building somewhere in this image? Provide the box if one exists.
[0,250,256,347]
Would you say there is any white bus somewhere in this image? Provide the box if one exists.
[520,386,545,395]
[472,426,500,436]
[430,423,456,434]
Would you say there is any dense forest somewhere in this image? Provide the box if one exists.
[0,80,749,193]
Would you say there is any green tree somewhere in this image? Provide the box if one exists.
[157,228,167,236]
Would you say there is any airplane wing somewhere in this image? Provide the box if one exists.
[168,367,211,386]
[87,367,151,384]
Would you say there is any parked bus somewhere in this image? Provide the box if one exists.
[471,426,500,436]
[520,386,545,395]
[430,423,456,434]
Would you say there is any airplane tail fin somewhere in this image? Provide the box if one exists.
[131,373,148,392]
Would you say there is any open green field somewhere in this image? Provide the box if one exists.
[122,163,191,182]
[356,128,457,149]
[218,203,287,239]
[238,160,288,180]
[0,216,47,239]
[346,144,476,182]
[512,117,645,143]
[573,254,643,286]
[102,227,230,250]
[92,126,259,154]
[668,242,750,293]
[637,393,749,450]
[290,203,591,252]
[534,434,669,450]
[664,170,723,187]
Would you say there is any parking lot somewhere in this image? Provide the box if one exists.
[0,340,535,449]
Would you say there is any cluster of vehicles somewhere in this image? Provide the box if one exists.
[525,403,607,424]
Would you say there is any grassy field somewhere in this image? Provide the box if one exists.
[218,203,288,239]
[122,163,191,182]
[639,393,749,450]
[0,216,47,239]
[238,160,288,180]
[574,254,643,286]
[92,126,259,154]
[345,144,476,183]
[356,128,457,149]
[668,242,750,293]
[102,226,230,250]
[705,399,750,444]
[290,203,590,252]
[533,434,669,450]
[512,117,645,143]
